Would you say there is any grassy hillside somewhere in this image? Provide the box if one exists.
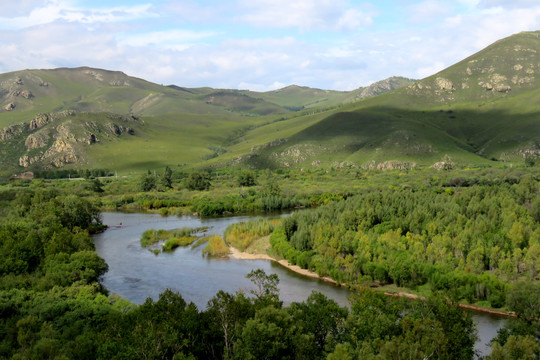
[225,31,540,169]
[1,31,540,175]
[240,76,414,110]
[0,67,415,175]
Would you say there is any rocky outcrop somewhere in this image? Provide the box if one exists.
[10,89,33,99]
[25,133,48,149]
[19,155,40,168]
[49,110,75,120]
[356,76,415,99]
[106,123,122,135]
[435,77,454,91]
[20,90,32,99]
[105,122,135,136]
[51,153,77,167]
[42,137,77,167]
[84,69,104,82]
[4,103,15,111]
[29,114,49,130]
[362,160,417,170]
[109,80,130,86]
[431,155,455,170]
[331,161,359,169]
[479,74,512,93]
[0,124,23,140]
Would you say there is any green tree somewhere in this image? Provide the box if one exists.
[524,155,536,167]
[288,291,348,356]
[186,171,211,191]
[140,170,156,192]
[260,170,281,197]
[487,335,540,360]
[161,166,173,189]
[237,170,257,187]
[506,281,540,323]
[207,291,254,359]
[233,306,302,360]
[246,269,281,308]
[88,178,104,193]
[61,195,101,230]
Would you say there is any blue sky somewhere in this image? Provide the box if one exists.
[1,0,540,90]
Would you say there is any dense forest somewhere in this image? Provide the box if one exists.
[271,177,540,307]
[0,168,539,359]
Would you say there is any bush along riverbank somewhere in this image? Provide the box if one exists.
[1,172,539,358]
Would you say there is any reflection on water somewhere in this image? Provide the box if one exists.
[93,211,505,359]
[93,212,350,308]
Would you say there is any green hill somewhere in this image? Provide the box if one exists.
[2,31,540,175]
[225,31,540,169]
[0,67,413,175]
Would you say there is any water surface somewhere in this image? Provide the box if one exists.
[93,211,505,358]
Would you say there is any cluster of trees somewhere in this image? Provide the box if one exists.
[1,174,539,359]
[271,176,540,308]
[139,167,173,192]
[139,168,259,192]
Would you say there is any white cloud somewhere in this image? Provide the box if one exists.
[0,1,155,29]
[118,29,218,49]
[478,0,540,9]
[236,0,373,31]
[406,0,453,23]
[2,0,540,92]
[337,8,373,31]
[416,61,446,78]
[238,81,286,91]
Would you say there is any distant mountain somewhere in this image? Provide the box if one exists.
[0,67,411,174]
[227,31,540,169]
[239,76,415,110]
[2,31,539,175]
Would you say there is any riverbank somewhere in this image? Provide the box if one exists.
[229,246,345,286]
[228,243,516,318]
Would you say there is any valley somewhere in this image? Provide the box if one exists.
[0,30,539,360]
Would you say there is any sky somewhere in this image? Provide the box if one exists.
[1,0,540,91]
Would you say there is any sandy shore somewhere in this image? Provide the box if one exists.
[228,246,345,286]
[229,245,516,317]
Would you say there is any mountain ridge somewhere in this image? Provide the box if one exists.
[0,67,413,174]
[1,31,540,175]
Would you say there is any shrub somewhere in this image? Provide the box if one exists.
[202,235,229,257]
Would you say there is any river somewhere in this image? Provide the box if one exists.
[93,211,506,358]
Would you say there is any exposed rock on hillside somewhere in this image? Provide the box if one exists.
[42,135,77,167]
[431,155,456,170]
[362,160,417,170]
[106,122,134,136]
[331,161,359,169]
[29,114,49,130]
[25,133,48,149]
[0,124,23,140]
[19,155,40,168]
[84,69,104,82]
[435,77,454,91]
[355,77,415,99]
